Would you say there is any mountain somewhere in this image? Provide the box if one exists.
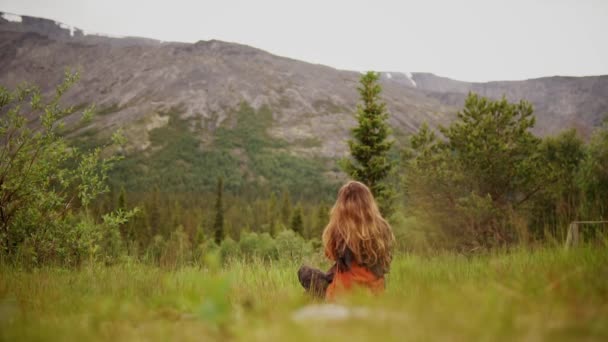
[1,11,607,195]
[402,72,608,137]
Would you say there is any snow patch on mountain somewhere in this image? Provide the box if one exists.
[81,29,125,39]
[404,72,417,87]
[57,22,75,36]
[1,13,22,23]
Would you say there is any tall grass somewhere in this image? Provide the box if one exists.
[1,246,607,341]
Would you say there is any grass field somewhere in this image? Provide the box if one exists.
[1,246,607,341]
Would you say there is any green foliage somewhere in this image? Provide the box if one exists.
[404,94,546,249]
[275,230,312,261]
[529,130,586,238]
[403,94,608,249]
[213,177,225,244]
[312,204,330,239]
[577,122,608,220]
[107,103,337,200]
[341,71,395,216]
[0,71,131,264]
[442,94,543,202]
[117,186,127,210]
[237,232,278,261]
[290,205,304,236]
[219,237,238,263]
[160,225,192,268]
[280,189,292,225]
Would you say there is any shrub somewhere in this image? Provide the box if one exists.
[194,239,218,265]
[275,230,312,261]
[160,225,192,268]
[238,232,259,260]
[238,231,278,261]
[0,71,132,265]
[219,237,239,263]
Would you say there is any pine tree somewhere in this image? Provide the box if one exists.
[280,188,292,225]
[117,186,127,211]
[213,177,225,244]
[314,204,330,237]
[147,185,162,237]
[135,205,151,247]
[116,186,129,240]
[290,205,304,237]
[268,192,278,236]
[341,71,395,216]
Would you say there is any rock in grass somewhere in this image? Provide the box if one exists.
[291,304,369,322]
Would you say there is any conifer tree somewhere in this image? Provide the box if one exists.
[268,192,278,236]
[341,71,395,216]
[213,177,225,244]
[117,186,127,210]
[280,189,292,225]
[290,205,304,237]
[314,204,330,237]
[147,185,162,237]
[116,186,129,240]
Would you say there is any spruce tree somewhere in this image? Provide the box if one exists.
[341,71,395,216]
[147,185,162,237]
[268,192,278,236]
[290,205,304,237]
[280,188,292,226]
[315,204,329,237]
[117,186,129,240]
[117,186,127,210]
[213,177,225,244]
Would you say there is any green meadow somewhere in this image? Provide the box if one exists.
[1,246,607,341]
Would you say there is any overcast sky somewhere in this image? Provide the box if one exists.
[1,0,607,82]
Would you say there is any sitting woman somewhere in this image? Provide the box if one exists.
[298,181,395,300]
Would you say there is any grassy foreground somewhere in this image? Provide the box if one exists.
[1,246,607,341]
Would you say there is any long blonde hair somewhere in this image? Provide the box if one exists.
[322,181,395,272]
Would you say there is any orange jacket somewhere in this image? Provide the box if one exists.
[325,262,385,301]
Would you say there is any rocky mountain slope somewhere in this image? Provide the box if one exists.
[403,72,608,136]
[1,11,607,193]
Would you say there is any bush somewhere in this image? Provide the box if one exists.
[238,232,258,259]
[275,230,312,261]
[194,239,218,265]
[160,225,192,268]
[0,71,132,265]
[238,232,278,261]
[219,237,239,263]
[257,232,279,260]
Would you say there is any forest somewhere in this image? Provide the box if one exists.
[2,71,607,266]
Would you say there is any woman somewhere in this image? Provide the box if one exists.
[298,181,395,300]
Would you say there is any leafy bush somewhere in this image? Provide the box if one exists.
[160,225,192,268]
[195,239,218,264]
[238,232,278,261]
[0,71,135,265]
[275,230,312,261]
[219,237,239,263]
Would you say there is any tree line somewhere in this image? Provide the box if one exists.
[1,70,607,266]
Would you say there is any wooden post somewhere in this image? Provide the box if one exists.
[565,221,608,249]
[571,222,579,247]
[565,223,572,248]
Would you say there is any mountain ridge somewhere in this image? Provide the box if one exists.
[2,11,607,193]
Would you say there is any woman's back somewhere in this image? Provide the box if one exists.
[298,181,394,300]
